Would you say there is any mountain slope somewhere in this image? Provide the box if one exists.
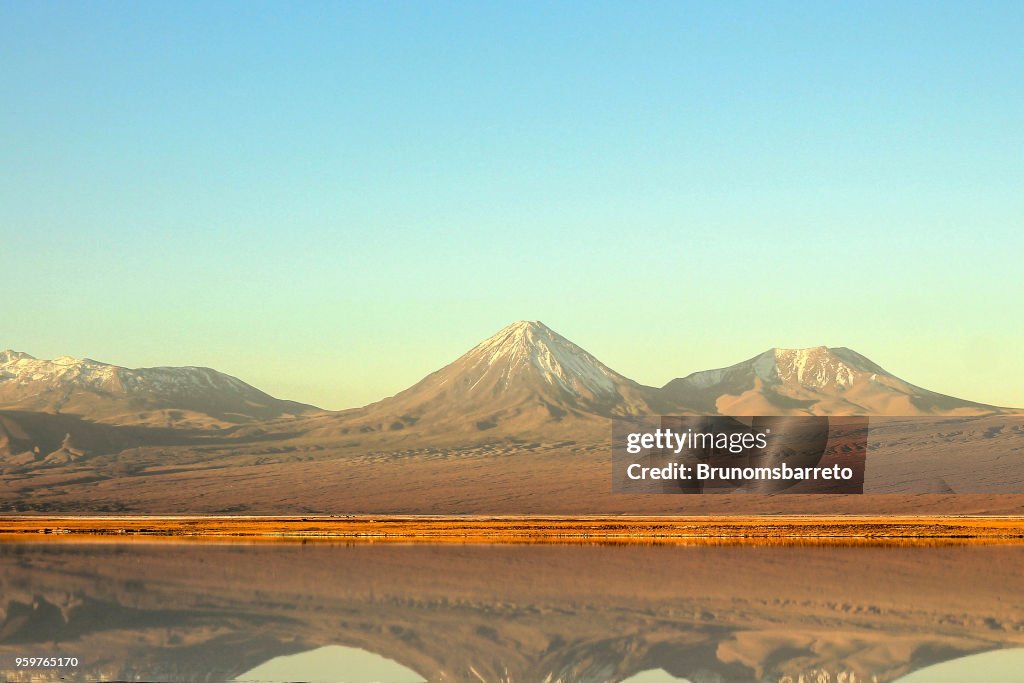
[0,350,320,426]
[662,346,1005,416]
[305,321,664,440]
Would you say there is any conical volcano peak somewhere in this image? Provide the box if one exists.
[487,320,556,344]
[463,321,621,395]
[506,320,550,332]
[470,321,569,362]
[347,320,664,434]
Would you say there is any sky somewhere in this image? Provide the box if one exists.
[1,1,1022,410]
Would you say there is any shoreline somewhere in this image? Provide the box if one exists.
[3,515,1024,542]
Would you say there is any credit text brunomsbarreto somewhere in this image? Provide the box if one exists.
[622,426,854,482]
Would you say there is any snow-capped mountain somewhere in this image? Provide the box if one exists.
[662,346,1001,416]
[2,326,1019,510]
[0,350,319,425]
[2,329,1012,459]
[308,321,662,438]
[448,320,643,408]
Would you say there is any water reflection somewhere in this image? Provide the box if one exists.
[620,670,690,682]
[235,645,425,683]
[893,648,1024,682]
[1,542,1023,682]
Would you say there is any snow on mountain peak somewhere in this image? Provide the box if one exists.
[0,350,34,364]
[766,346,888,390]
[675,345,894,394]
[0,349,319,421]
[0,350,253,397]
[465,321,620,397]
[771,347,851,388]
[1,352,117,388]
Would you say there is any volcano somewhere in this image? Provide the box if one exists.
[0,350,319,427]
[661,346,1003,416]
[304,321,664,440]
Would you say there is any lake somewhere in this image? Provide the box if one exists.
[1,541,1023,682]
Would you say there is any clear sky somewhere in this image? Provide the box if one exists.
[2,1,1022,410]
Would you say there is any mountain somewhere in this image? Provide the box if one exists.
[0,350,320,426]
[293,326,1012,447]
[303,321,664,441]
[3,327,1021,513]
[4,331,1010,443]
[662,345,1004,416]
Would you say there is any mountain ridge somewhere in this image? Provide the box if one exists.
[2,322,1015,443]
[0,349,321,426]
[267,322,1015,450]
[662,344,1002,416]
[2,323,1022,513]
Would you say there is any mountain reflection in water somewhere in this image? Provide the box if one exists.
[1,541,1023,682]
[235,645,425,683]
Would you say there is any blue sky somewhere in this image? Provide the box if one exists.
[2,1,1022,409]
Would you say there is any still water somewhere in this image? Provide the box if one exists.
[1,541,1023,682]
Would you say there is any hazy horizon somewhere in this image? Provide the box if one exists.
[2,320,1019,412]
[2,2,1021,410]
